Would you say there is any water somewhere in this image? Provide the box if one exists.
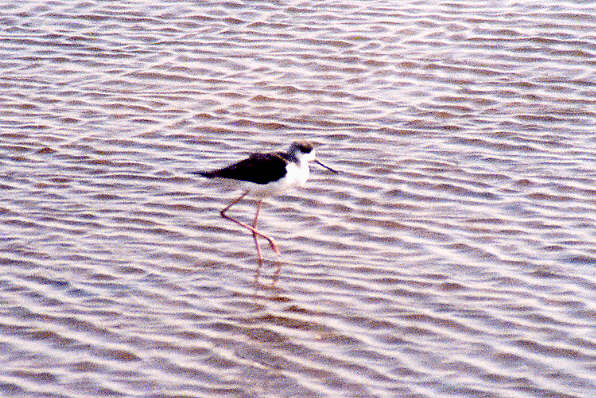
[1,1,595,397]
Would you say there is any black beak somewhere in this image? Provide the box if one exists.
[314,159,338,174]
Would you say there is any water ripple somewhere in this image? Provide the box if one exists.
[1,1,595,397]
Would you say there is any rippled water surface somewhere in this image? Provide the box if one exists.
[1,1,595,397]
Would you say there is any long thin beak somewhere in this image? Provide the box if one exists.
[314,159,338,174]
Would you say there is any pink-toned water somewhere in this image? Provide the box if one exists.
[1,1,594,397]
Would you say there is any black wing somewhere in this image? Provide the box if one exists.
[196,152,287,185]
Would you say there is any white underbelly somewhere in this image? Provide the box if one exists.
[245,162,309,198]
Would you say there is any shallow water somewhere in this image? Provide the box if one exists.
[1,1,595,397]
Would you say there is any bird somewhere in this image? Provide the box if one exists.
[195,141,337,265]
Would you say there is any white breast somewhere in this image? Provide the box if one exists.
[285,161,310,188]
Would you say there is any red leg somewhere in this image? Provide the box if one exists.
[252,199,263,265]
[220,191,280,254]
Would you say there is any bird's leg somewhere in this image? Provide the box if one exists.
[220,191,280,254]
[252,199,263,265]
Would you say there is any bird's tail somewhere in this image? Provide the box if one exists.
[193,171,215,178]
